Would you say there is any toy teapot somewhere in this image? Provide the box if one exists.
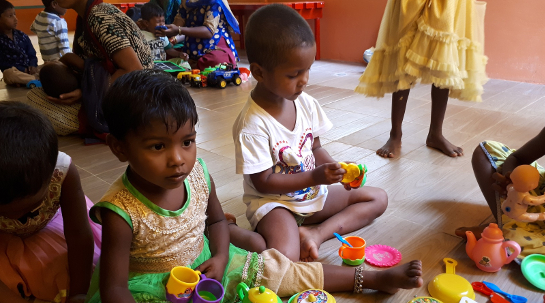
[236,283,281,303]
[465,223,521,272]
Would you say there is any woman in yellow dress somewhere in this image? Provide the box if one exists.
[356,0,487,158]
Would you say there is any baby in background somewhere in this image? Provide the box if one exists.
[228,4,388,263]
[30,0,72,62]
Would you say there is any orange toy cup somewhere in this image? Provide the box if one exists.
[338,236,366,266]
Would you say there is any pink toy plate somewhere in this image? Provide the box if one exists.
[365,245,402,267]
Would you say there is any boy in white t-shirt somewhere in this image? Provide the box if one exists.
[140,3,189,65]
[230,4,388,262]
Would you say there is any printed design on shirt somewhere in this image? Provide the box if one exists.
[147,38,167,61]
[271,128,320,201]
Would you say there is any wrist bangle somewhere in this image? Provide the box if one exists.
[178,26,182,36]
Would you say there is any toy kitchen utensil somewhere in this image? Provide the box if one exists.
[428,258,475,303]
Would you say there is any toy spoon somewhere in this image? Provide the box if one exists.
[333,233,353,247]
[482,281,527,303]
[472,282,510,303]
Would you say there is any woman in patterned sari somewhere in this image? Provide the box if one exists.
[26,0,153,138]
[158,0,240,68]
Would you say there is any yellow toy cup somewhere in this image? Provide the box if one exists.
[338,236,366,266]
[166,266,202,300]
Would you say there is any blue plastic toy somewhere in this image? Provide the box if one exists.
[26,80,42,89]
[155,25,168,30]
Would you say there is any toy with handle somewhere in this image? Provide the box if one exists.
[502,165,545,222]
[192,274,225,303]
[428,258,475,303]
[333,233,353,247]
[471,282,510,303]
[482,281,527,303]
[465,223,521,272]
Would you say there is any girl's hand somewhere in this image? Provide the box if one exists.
[313,162,345,185]
[180,52,189,60]
[47,89,82,105]
[195,255,228,281]
[156,24,179,37]
[27,66,38,75]
[492,171,511,197]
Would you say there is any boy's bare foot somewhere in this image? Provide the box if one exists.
[364,260,423,293]
[299,226,321,262]
[377,136,402,158]
[426,133,463,157]
[455,225,488,240]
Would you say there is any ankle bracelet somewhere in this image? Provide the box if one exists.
[354,266,365,293]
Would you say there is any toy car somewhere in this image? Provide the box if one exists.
[177,70,192,84]
[189,70,205,88]
[207,63,242,88]
[26,80,42,89]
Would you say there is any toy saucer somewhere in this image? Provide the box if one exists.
[408,297,443,303]
[521,254,545,290]
[365,245,402,267]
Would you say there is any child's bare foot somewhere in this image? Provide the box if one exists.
[224,213,237,225]
[299,226,321,262]
[455,224,488,240]
[426,133,463,157]
[364,260,423,293]
[377,136,402,158]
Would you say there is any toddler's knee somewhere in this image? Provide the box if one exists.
[371,188,388,215]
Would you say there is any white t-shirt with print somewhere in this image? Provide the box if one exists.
[233,92,333,230]
[141,30,169,61]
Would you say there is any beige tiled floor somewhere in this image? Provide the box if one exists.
[2,37,545,301]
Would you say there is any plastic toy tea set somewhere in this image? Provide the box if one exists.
[410,165,545,303]
[163,165,545,303]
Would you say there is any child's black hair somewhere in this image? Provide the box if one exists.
[103,69,198,140]
[41,0,54,8]
[141,2,164,21]
[0,101,58,205]
[40,63,80,98]
[0,0,14,15]
[245,4,315,71]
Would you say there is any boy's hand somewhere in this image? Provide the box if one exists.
[195,255,228,281]
[492,171,511,197]
[27,66,38,75]
[313,162,345,185]
[180,52,189,60]
[47,88,82,105]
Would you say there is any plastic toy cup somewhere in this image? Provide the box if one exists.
[192,274,225,303]
[338,236,366,266]
[165,266,201,303]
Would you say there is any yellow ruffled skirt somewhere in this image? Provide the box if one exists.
[355,0,488,102]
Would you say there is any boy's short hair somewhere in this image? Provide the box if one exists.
[141,2,164,21]
[40,63,79,98]
[0,101,58,205]
[41,0,54,8]
[245,4,315,71]
[103,70,198,140]
[0,0,14,15]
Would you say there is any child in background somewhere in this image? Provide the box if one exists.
[229,4,388,263]
[30,0,72,62]
[355,0,488,158]
[140,2,190,69]
[86,69,423,302]
[0,102,101,303]
[0,0,39,86]
[456,127,545,259]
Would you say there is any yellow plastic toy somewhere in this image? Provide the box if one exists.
[287,289,335,303]
[428,258,475,303]
[339,162,367,188]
